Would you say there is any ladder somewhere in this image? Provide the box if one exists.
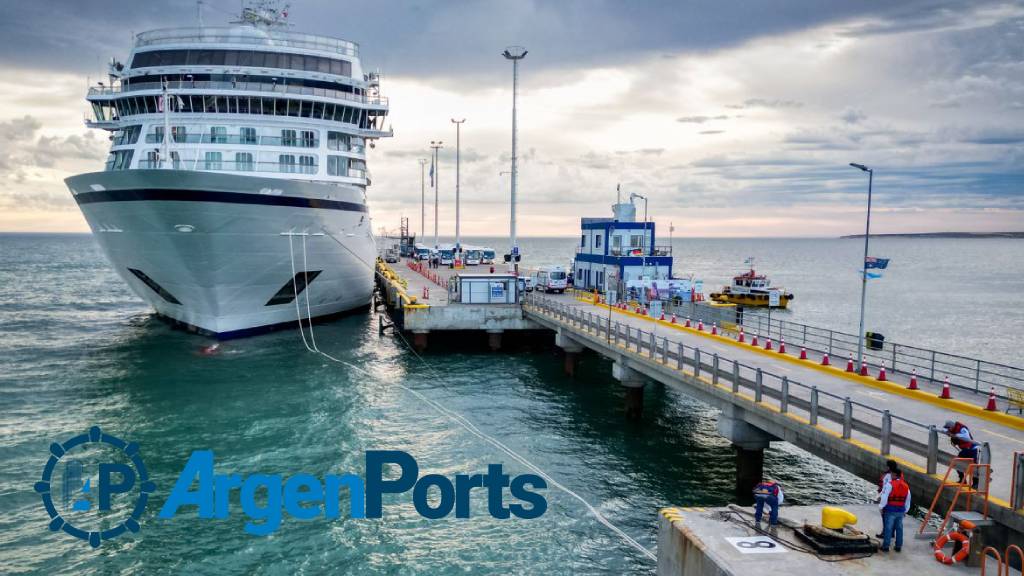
[920,457,991,537]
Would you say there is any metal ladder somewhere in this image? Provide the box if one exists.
[920,456,991,537]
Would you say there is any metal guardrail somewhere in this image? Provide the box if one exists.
[524,295,1002,485]
[650,298,1024,400]
[89,81,388,106]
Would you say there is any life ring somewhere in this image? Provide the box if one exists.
[933,531,970,564]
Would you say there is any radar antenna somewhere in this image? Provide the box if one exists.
[233,0,292,28]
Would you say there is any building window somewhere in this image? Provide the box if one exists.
[209,126,227,144]
[630,234,643,248]
[581,234,585,248]
[204,151,222,170]
[279,154,296,173]
[298,155,317,173]
[327,155,348,176]
[281,129,297,147]
[596,234,602,249]
[300,130,316,147]
[235,152,253,171]
[240,127,257,144]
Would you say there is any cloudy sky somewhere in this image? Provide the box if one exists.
[0,0,1022,236]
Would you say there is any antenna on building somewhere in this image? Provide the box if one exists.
[197,0,204,27]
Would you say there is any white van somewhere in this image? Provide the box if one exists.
[534,266,568,293]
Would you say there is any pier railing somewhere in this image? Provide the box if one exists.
[650,299,1024,399]
[524,295,1000,490]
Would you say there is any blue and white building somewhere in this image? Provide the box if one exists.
[573,201,672,294]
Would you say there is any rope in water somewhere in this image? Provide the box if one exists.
[287,230,657,562]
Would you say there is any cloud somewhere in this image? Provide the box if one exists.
[731,98,805,109]
[676,115,729,124]
[840,108,867,124]
[699,130,725,135]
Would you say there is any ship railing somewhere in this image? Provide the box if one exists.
[134,27,358,57]
[647,298,1024,400]
[134,160,370,181]
[88,81,388,106]
[524,294,970,479]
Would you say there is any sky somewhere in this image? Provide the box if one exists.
[0,0,1022,237]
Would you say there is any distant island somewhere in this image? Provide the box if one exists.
[840,232,1024,239]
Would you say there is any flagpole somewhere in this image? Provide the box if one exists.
[851,163,874,368]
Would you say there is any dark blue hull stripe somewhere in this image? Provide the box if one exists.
[73,188,368,212]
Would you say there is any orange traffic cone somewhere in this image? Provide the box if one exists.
[660,311,666,321]
[821,353,830,366]
[859,361,869,376]
[685,318,692,328]
[939,377,952,399]
[751,333,759,347]
[877,362,887,382]
[423,286,430,299]
[738,328,745,343]
[671,313,677,324]
[846,354,854,372]
[778,337,786,354]
[985,387,997,411]
[697,319,704,331]
[908,369,919,390]
[799,347,807,360]
[765,338,773,351]
[712,322,718,335]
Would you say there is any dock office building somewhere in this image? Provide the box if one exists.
[573,202,673,296]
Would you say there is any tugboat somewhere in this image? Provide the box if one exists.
[710,259,793,308]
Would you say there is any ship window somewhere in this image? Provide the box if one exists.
[330,59,343,75]
[195,50,213,65]
[281,130,297,146]
[291,53,304,70]
[209,126,227,143]
[304,55,319,72]
[300,130,316,147]
[250,51,266,67]
[146,150,159,168]
[128,268,182,304]
[265,271,322,306]
[172,125,188,143]
[327,155,348,176]
[238,97,251,114]
[317,57,331,74]
[287,99,301,117]
[215,97,228,113]
[279,154,296,173]
[171,151,181,169]
[299,155,317,173]
[301,100,313,118]
[240,127,257,144]
[327,132,349,151]
[204,151,222,170]
[235,152,253,171]
[236,50,252,66]
[312,101,324,119]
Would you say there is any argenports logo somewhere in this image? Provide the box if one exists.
[34,426,154,548]
[38,428,548,545]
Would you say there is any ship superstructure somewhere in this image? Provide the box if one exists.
[66,3,392,337]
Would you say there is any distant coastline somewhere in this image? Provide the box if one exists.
[840,232,1024,239]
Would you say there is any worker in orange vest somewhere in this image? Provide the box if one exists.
[943,420,980,487]
[878,462,911,552]
[752,478,783,526]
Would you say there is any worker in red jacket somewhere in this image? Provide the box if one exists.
[752,479,784,526]
[943,420,980,487]
[878,463,911,552]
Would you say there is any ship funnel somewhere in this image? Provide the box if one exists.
[612,202,636,222]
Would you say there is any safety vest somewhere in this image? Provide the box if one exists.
[949,422,976,450]
[885,478,910,511]
[877,470,904,490]
[753,482,779,497]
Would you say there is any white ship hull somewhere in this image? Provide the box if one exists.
[65,170,375,337]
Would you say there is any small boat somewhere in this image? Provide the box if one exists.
[710,259,793,308]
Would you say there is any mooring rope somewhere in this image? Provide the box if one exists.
[289,231,657,562]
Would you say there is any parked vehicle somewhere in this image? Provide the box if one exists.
[481,248,496,264]
[464,247,482,266]
[438,244,456,266]
[534,266,568,293]
[414,243,431,261]
[518,275,534,292]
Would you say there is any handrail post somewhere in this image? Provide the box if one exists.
[927,426,939,474]
[1012,452,1024,510]
[732,360,740,393]
[713,354,720,386]
[979,442,991,493]
[754,368,763,402]
[974,359,981,392]
[694,348,701,378]
[930,350,936,382]
[677,342,684,370]
[827,330,833,356]
[780,376,789,413]
[809,387,819,426]
[662,336,669,364]
[649,332,655,359]
[881,410,892,455]
[842,398,853,439]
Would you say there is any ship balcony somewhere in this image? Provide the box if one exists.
[88,80,387,108]
[135,159,369,182]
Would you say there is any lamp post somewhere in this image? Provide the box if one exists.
[503,46,527,275]
[430,141,443,249]
[850,162,874,368]
[451,118,465,259]
[418,158,428,239]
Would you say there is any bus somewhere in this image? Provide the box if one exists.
[534,266,569,293]
[414,243,431,261]
[481,247,496,264]
[438,244,456,266]
[464,247,483,266]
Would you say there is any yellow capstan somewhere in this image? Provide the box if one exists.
[821,506,858,530]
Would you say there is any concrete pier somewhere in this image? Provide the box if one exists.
[613,360,647,419]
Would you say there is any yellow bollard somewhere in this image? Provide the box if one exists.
[821,506,858,530]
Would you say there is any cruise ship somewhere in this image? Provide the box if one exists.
[65,3,391,337]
